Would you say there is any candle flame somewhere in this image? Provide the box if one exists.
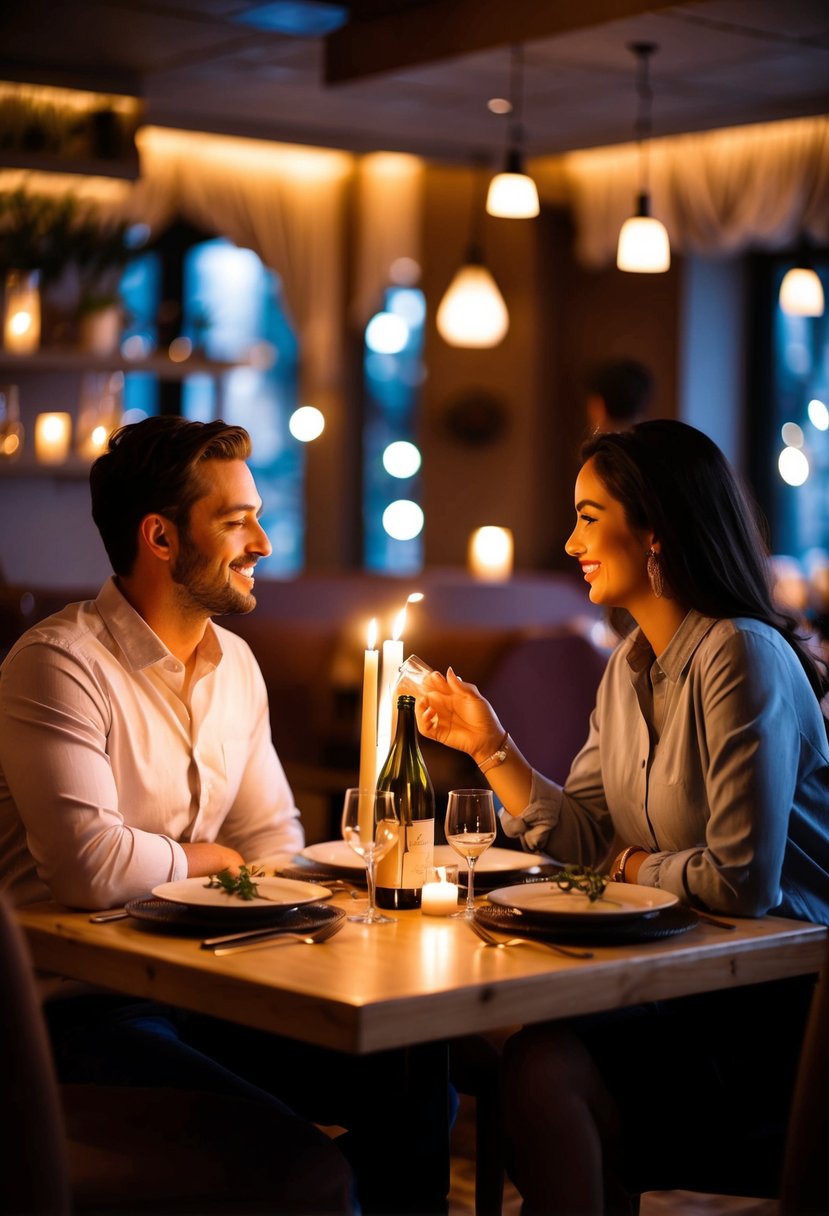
[392,606,407,641]
[367,618,378,650]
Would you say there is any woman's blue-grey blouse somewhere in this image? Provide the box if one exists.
[501,611,829,922]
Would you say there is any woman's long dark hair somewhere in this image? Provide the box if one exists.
[581,420,828,702]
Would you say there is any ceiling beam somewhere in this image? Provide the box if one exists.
[325,0,688,83]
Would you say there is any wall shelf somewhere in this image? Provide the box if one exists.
[0,348,250,380]
[0,150,140,180]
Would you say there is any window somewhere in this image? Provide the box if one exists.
[362,286,426,573]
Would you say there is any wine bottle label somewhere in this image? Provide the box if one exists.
[377,819,435,890]
[400,820,435,889]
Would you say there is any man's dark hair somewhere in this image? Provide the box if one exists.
[586,358,654,424]
[90,416,252,576]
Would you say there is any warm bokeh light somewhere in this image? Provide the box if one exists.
[382,440,421,478]
[168,336,192,362]
[289,406,325,442]
[382,500,424,541]
[35,412,72,465]
[468,526,514,581]
[779,267,824,317]
[778,446,809,486]
[390,257,421,286]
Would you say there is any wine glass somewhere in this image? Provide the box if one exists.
[444,788,497,918]
[341,788,399,924]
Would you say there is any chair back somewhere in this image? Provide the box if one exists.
[481,631,607,784]
[0,895,71,1214]
[779,930,829,1215]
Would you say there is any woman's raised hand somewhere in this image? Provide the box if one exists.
[414,667,505,765]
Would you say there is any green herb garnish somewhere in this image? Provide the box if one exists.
[205,865,264,901]
[549,865,609,903]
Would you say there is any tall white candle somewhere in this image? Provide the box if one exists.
[376,606,406,777]
[358,618,379,841]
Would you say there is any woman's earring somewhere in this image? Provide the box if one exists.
[647,547,664,598]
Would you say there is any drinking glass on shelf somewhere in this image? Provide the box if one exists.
[341,788,399,924]
[444,788,497,918]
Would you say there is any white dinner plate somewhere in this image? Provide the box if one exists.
[487,881,678,922]
[301,840,546,875]
[151,876,332,909]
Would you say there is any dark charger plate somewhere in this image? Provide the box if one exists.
[475,901,700,946]
[125,896,340,936]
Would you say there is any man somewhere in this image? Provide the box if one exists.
[0,416,355,1213]
[585,357,654,432]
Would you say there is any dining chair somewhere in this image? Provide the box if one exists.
[480,629,608,785]
[0,895,350,1215]
[778,929,829,1215]
[0,893,71,1214]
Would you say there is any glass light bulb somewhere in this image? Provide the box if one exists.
[779,268,824,317]
[616,215,671,273]
[486,172,539,219]
[436,265,509,348]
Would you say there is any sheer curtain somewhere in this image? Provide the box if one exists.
[556,115,829,268]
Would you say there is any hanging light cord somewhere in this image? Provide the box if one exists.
[507,43,526,156]
[631,41,657,205]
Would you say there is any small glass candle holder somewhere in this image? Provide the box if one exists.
[421,864,459,916]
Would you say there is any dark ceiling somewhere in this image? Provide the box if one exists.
[1,0,828,161]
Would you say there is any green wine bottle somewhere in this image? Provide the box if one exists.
[375,693,435,909]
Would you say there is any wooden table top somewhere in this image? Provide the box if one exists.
[17,894,826,1055]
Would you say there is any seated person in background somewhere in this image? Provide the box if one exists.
[415,420,829,1214]
[585,356,654,432]
[0,416,371,1214]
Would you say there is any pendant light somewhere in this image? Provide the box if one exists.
[616,42,670,274]
[486,45,539,220]
[779,258,824,317]
[437,166,509,348]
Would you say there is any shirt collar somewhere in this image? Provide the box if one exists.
[626,609,718,681]
[95,577,224,672]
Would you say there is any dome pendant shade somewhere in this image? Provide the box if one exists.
[436,256,509,348]
[616,193,670,272]
[487,146,539,218]
[486,169,539,218]
[779,267,824,317]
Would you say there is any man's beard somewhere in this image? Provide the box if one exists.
[171,534,257,617]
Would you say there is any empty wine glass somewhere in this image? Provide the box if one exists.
[444,788,497,918]
[341,788,399,924]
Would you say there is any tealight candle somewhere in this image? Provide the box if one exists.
[35,412,72,465]
[421,865,459,916]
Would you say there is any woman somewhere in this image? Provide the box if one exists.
[416,421,829,1213]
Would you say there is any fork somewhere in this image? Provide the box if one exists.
[466,916,593,960]
[203,917,345,955]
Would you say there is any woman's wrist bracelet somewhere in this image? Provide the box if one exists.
[611,845,645,883]
[478,730,510,774]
